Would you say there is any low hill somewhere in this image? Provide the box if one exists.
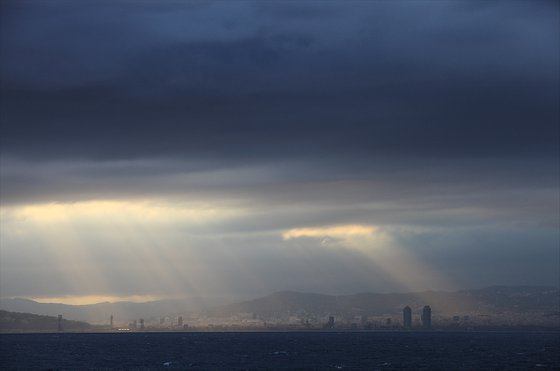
[0,297,223,323]
[0,310,92,332]
[1,286,558,324]
[208,286,560,319]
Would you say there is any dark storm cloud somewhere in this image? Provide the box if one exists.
[2,156,557,231]
[1,0,558,162]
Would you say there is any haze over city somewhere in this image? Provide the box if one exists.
[1,0,558,307]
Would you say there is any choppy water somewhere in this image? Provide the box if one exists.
[1,331,559,370]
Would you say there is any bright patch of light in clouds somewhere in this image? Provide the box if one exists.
[282,224,377,240]
[5,200,240,226]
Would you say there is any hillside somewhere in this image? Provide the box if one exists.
[208,286,560,319]
[1,286,558,324]
[0,310,92,332]
[0,297,223,323]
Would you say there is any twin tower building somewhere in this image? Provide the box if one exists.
[403,305,431,329]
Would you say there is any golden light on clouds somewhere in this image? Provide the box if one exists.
[282,224,377,240]
[8,200,239,225]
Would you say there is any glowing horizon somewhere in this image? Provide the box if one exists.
[28,295,163,306]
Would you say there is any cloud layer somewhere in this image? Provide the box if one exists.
[0,1,558,301]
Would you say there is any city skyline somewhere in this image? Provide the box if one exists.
[1,0,558,305]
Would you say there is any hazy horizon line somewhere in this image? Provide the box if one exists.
[2,284,558,306]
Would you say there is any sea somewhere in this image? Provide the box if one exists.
[1,331,559,370]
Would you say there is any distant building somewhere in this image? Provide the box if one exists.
[57,315,63,332]
[178,316,183,327]
[421,305,432,328]
[140,318,145,330]
[403,306,412,328]
[110,315,114,329]
[327,316,335,329]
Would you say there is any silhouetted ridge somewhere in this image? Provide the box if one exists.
[0,310,92,332]
[1,286,557,323]
[208,286,560,319]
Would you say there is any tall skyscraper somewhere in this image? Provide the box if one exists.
[403,306,412,328]
[57,314,63,332]
[421,305,432,328]
[140,318,145,330]
[110,315,114,329]
[178,316,183,328]
[327,316,335,329]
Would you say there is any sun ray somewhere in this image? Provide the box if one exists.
[1,200,244,307]
[283,223,453,293]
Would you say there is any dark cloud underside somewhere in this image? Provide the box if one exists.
[1,0,558,161]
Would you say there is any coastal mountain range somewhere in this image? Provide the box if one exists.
[1,286,558,323]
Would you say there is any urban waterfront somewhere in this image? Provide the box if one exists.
[1,331,559,370]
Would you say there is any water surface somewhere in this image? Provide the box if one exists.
[1,331,558,370]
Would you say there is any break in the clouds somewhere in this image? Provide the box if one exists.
[0,0,558,303]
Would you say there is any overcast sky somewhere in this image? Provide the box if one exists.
[1,0,558,304]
